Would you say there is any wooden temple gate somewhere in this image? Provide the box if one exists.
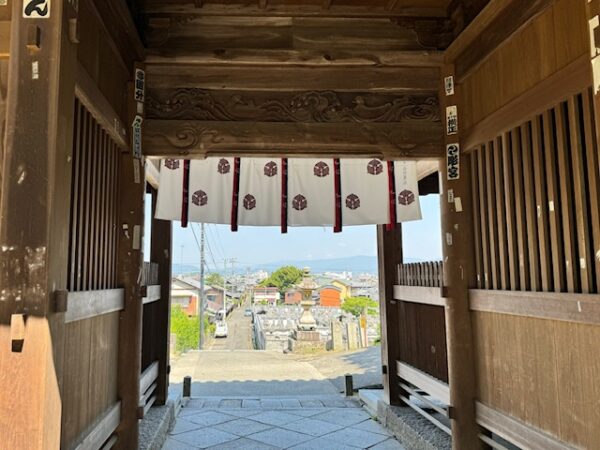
[1,0,600,449]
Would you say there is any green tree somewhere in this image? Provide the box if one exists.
[170,305,214,352]
[259,266,303,297]
[342,296,378,317]
[206,272,224,287]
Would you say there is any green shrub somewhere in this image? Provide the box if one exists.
[341,296,378,317]
[170,305,213,352]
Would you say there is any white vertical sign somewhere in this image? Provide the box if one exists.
[446,105,458,135]
[447,143,460,180]
[23,0,50,18]
[444,76,455,96]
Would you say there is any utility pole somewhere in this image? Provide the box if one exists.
[230,258,237,306]
[198,223,206,350]
[223,259,227,318]
[221,257,237,317]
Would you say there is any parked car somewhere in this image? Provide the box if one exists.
[214,321,228,338]
[244,308,252,317]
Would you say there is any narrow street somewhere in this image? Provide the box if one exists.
[208,305,253,351]
[164,307,398,448]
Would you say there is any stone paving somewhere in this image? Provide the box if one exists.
[162,396,405,450]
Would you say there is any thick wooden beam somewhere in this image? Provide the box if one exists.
[142,285,161,305]
[72,402,121,450]
[397,361,450,404]
[143,120,443,159]
[445,0,553,80]
[145,65,439,92]
[65,289,125,323]
[476,403,576,450]
[439,65,482,449]
[115,77,146,450]
[469,290,600,326]
[141,3,447,18]
[145,49,444,68]
[586,0,600,291]
[377,224,402,406]
[146,89,439,123]
[0,317,63,448]
[0,0,78,446]
[139,361,159,398]
[0,21,9,59]
[393,286,446,307]
[150,188,173,405]
[76,64,128,149]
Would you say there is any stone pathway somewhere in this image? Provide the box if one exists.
[163,396,405,450]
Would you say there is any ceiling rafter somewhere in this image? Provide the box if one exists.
[139,3,447,19]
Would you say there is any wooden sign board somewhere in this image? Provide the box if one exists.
[446,143,460,180]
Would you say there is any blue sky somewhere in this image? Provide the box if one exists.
[145,194,442,269]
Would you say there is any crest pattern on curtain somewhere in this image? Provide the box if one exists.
[155,157,422,232]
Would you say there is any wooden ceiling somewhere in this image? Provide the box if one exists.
[137,0,489,159]
[138,0,455,18]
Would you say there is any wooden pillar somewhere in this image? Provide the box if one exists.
[0,0,78,447]
[439,65,481,449]
[151,186,173,405]
[115,78,146,449]
[377,223,402,406]
[585,1,600,290]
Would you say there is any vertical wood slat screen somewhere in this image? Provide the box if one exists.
[470,88,600,294]
[68,98,121,291]
[397,261,443,287]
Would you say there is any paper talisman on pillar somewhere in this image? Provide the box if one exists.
[132,115,143,159]
[23,0,50,18]
[446,105,458,135]
[447,143,460,181]
[134,68,146,114]
[444,76,455,96]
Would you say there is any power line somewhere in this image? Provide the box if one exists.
[204,229,220,272]
[210,224,227,261]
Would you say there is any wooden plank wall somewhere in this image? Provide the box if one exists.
[397,302,448,383]
[460,0,589,131]
[472,312,600,449]
[396,262,448,383]
[0,61,7,204]
[457,0,600,447]
[77,0,131,124]
[61,314,120,447]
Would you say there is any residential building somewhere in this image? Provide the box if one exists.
[253,286,281,305]
[284,288,303,305]
[331,279,352,300]
[318,285,342,307]
[171,277,228,316]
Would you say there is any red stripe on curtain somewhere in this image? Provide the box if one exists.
[231,157,241,232]
[386,160,397,231]
[334,158,342,233]
[181,160,190,228]
[281,158,288,234]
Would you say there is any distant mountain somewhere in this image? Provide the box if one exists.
[173,255,425,276]
[172,263,201,275]
[253,255,378,274]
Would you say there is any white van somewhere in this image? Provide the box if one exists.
[215,321,228,338]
